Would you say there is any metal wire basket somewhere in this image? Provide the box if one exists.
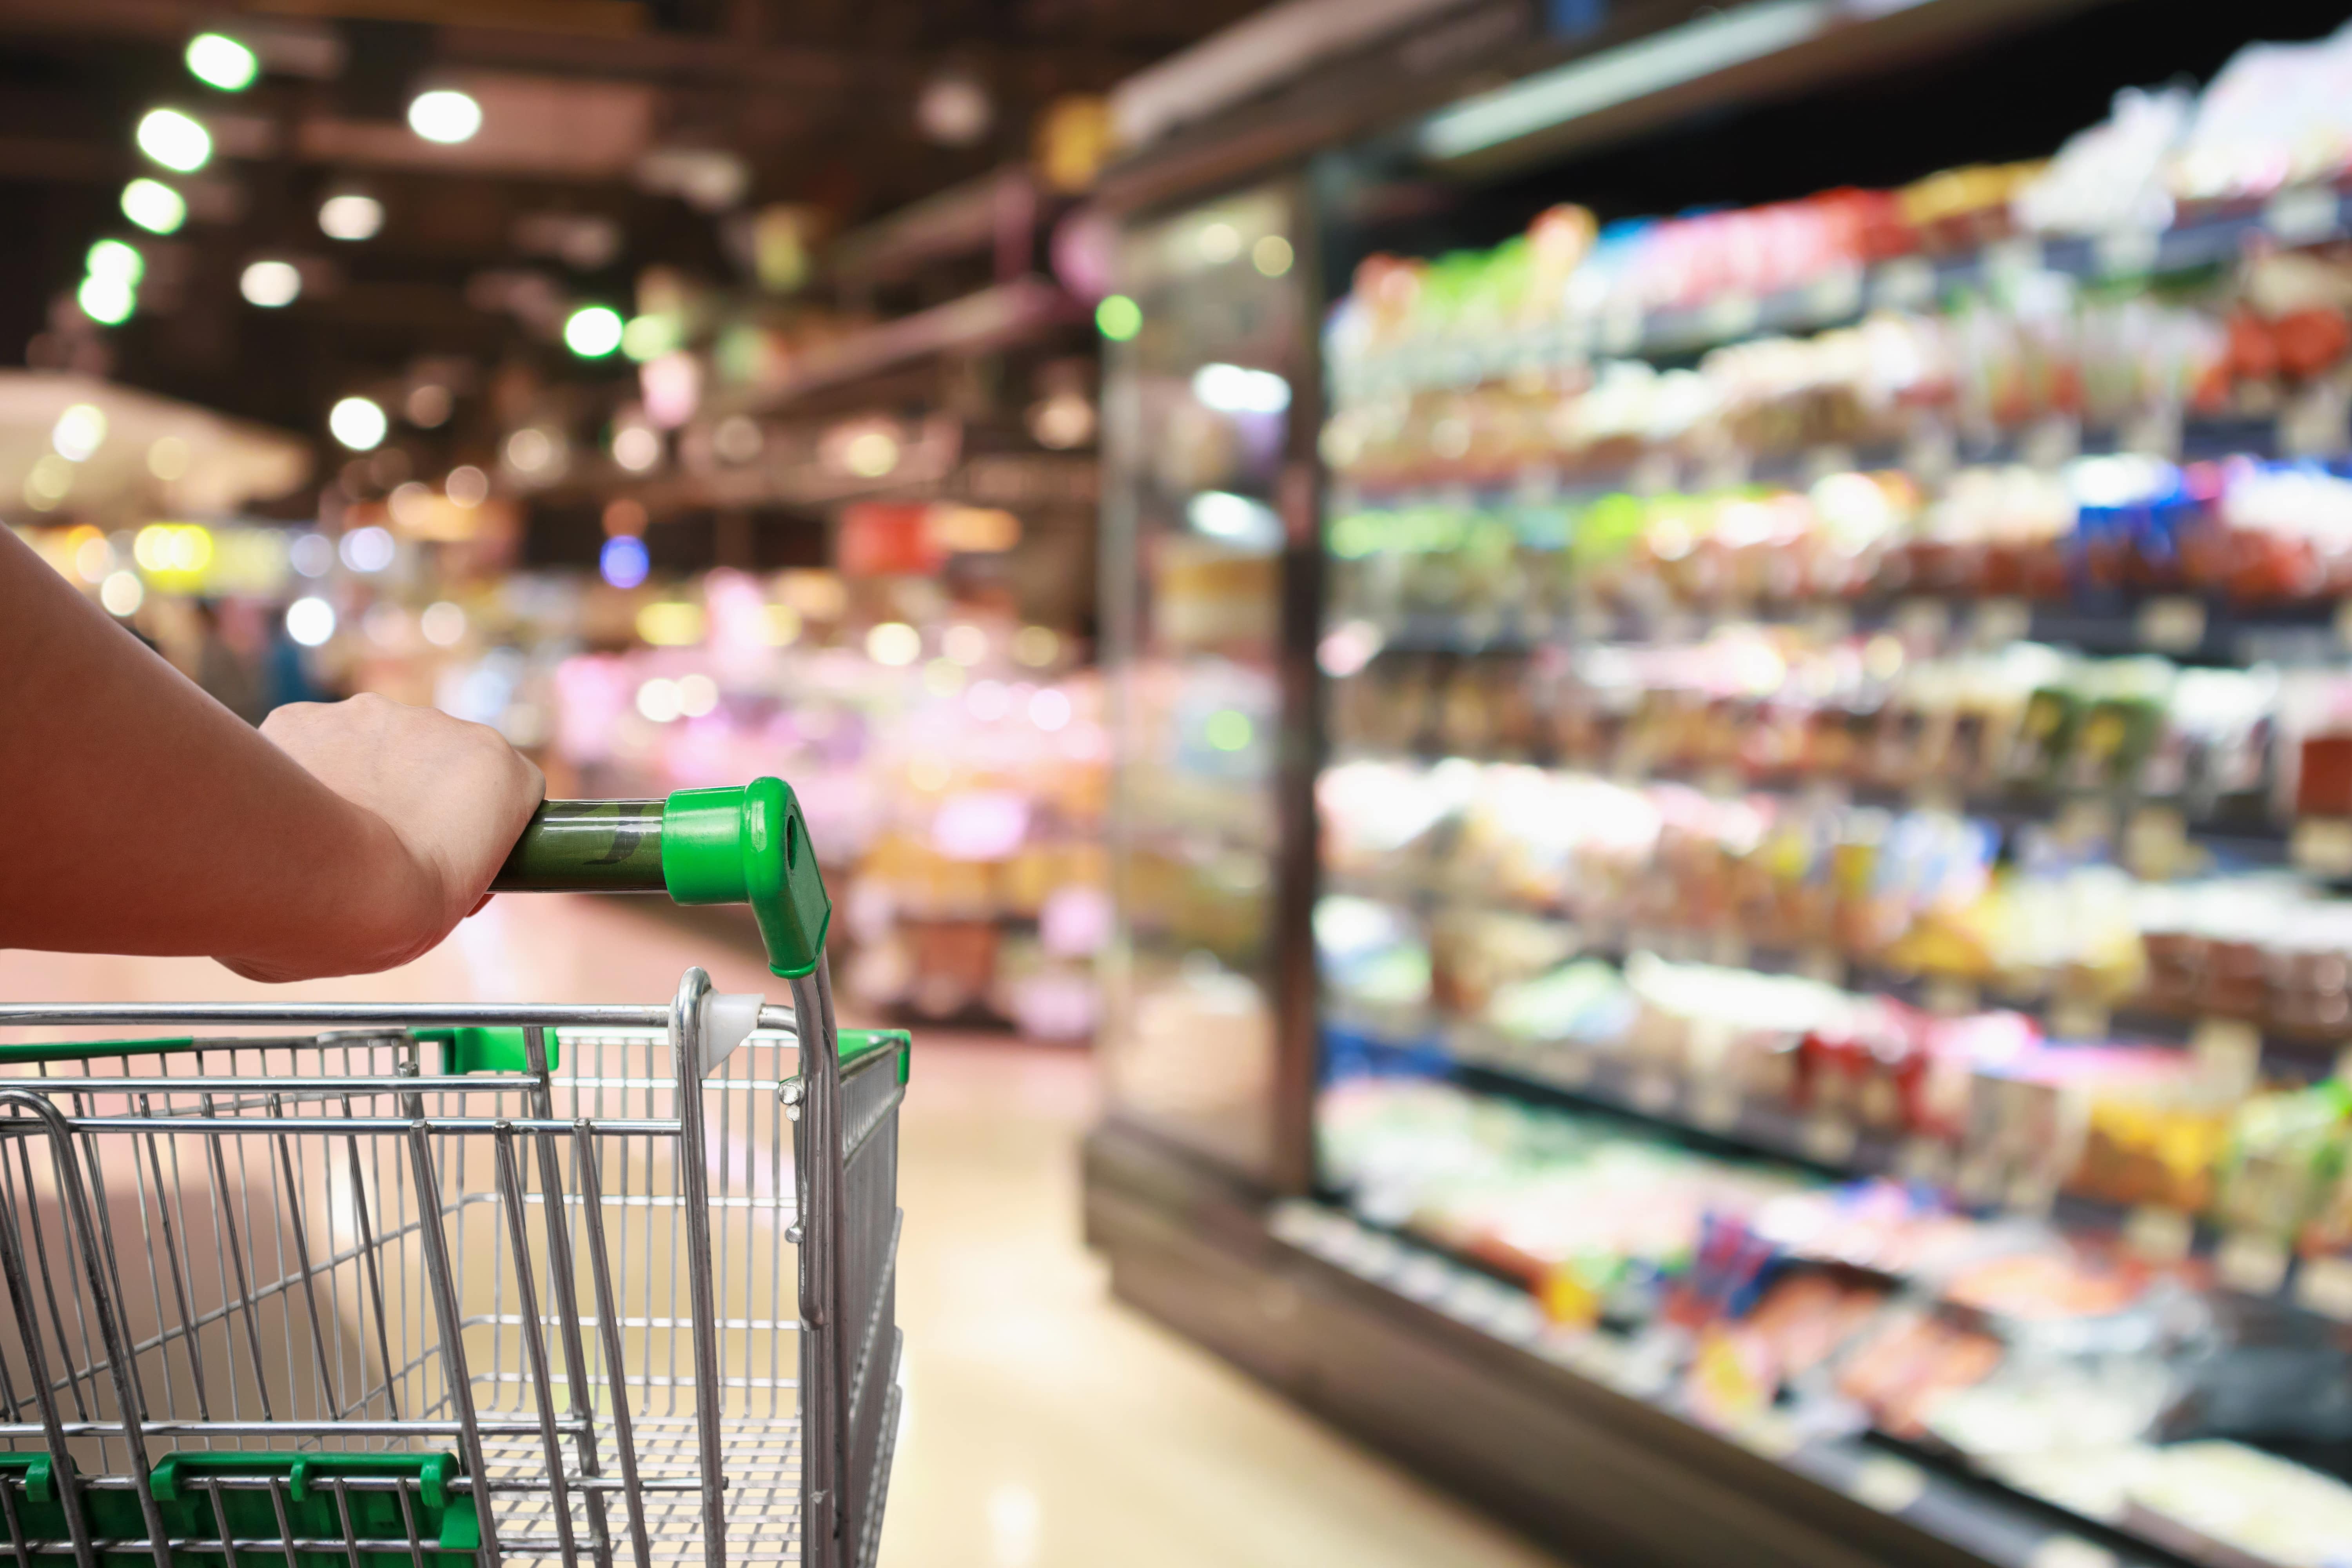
[0,783,903,1568]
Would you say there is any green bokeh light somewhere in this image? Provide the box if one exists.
[1095,294,1142,341]
[1204,710,1253,752]
[621,314,677,363]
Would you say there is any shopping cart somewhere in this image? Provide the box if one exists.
[0,780,904,1568]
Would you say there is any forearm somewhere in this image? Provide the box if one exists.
[0,528,439,974]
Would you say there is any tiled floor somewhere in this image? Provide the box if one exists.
[2,896,1563,1568]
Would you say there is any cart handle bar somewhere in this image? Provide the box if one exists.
[490,782,830,979]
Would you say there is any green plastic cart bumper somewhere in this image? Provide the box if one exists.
[840,1027,913,1085]
[0,1451,477,1566]
[413,1025,553,1075]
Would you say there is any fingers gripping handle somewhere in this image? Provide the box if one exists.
[491,779,832,978]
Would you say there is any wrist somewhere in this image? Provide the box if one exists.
[341,803,459,967]
[215,801,452,981]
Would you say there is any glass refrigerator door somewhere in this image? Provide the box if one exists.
[1099,183,1309,1183]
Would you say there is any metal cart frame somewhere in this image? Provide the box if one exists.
[0,785,904,1568]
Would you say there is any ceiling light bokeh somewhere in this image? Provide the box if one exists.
[328,396,388,451]
[85,240,143,285]
[407,89,483,145]
[120,179,185,234]
[136,108,211,172]
[184,33,258,91]
[915,69,992,146]
[239,260,301,308]
[76,273,134,326]
[318,193,384,241]
[564,305,625,358]
[612,425,662,472]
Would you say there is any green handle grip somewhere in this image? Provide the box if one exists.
[493,799,667,891]
[491,783,830,978]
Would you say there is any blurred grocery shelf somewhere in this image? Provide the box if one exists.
[1092,4,2352,1567]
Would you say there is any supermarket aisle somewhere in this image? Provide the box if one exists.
[0,897,1561,1568]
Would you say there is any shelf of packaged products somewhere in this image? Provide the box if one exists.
[1325,861,2352,1065]
[1091,1114,2191,1568]
[1350,581,2348,669]
[1328,428,2352,664]
[1332,412,2300,514]
[1265,1196,2184,1568]
[1327,1018,2352,1332]
[1331,185,2352,398]
[1323,755,2315,881]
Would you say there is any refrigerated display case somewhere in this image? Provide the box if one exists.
[1089,4,2352,1567]
[1098,181,1321,1185]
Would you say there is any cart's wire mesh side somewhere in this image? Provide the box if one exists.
[466,1026,804,1564]
[0,1033,449,1480]
[0,996,845,1568]
[835,1045,904,1568]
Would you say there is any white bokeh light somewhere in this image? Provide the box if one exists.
[635,678,682,723]
[328,396,388,451]
[100,572,145,617]
[865,622,920,667]
[286,597,337,646]
[407,89,482,145]
[290,533,334,577]
[1029,687,1072,731]
[612,426,661,472]
[420,602,467,647]
[121,179,187,235]
[240,260,302,308]
[136,108,211,172]
[318,193,384,241]
[339,526,395,573]
[677,673,719,717]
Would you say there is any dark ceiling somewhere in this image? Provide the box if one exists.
[0,0,1267,455]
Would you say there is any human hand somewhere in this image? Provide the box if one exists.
[225,693,544,979]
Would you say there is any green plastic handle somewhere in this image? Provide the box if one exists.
[492,784,831,978]
[492,799,665,890]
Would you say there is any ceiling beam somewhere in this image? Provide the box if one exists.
[433,22,877,93]
[244,0,647,36]
[0,0,1162,95]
